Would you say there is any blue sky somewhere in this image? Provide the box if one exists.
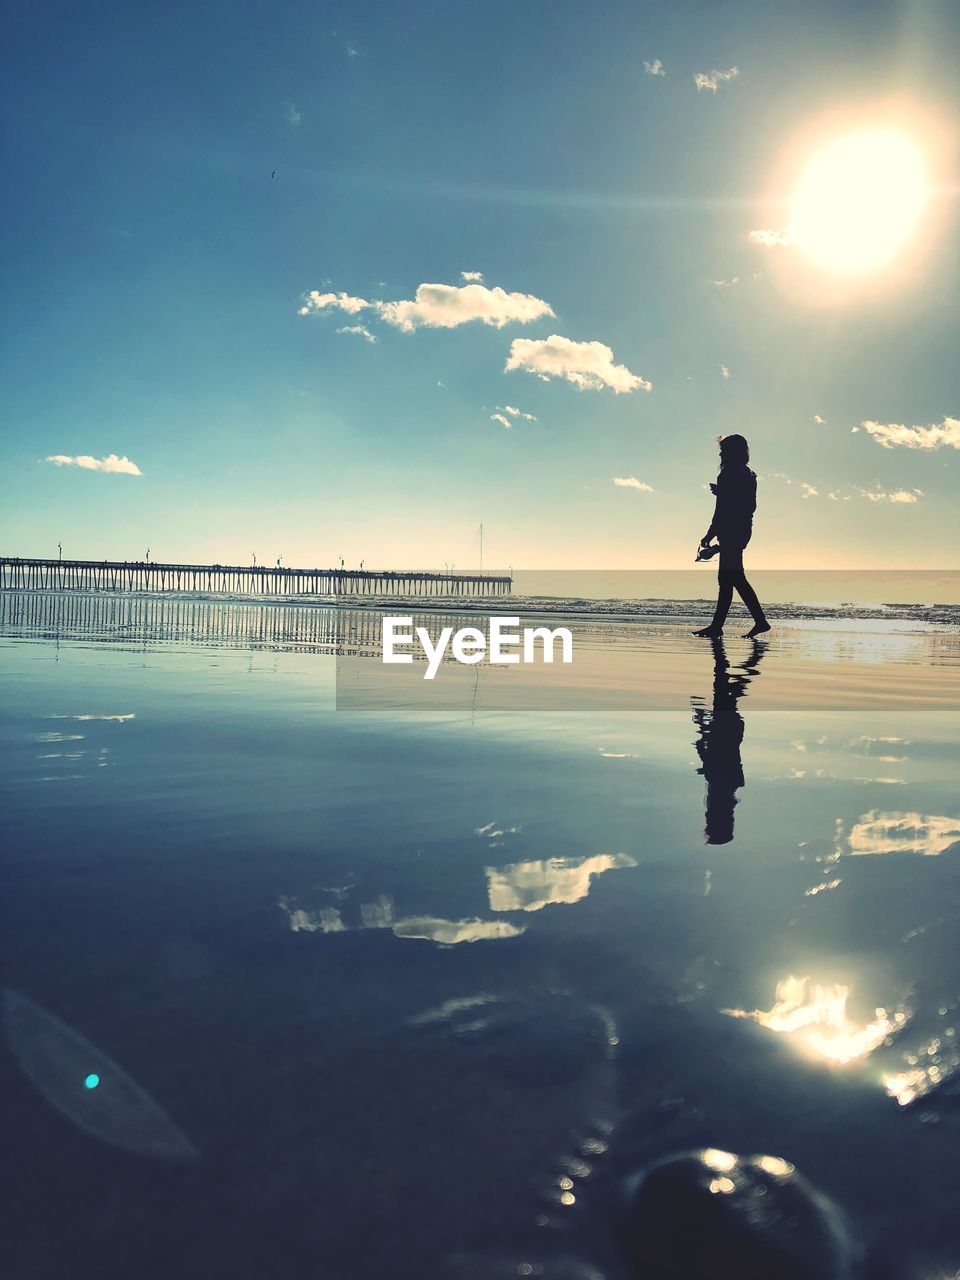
[2,0,958,570]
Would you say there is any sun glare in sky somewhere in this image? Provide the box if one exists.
[790,132,928,272]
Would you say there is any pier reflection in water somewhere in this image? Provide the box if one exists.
[0,590,468,658]
[3,590,958,714]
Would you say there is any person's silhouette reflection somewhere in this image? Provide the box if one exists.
[692,636,766,845]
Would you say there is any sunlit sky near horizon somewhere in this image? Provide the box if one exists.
[1,0,958,571]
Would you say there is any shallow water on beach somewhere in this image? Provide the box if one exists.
[2,595,960,1278]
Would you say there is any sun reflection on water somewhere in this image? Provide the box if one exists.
[883,1026,960,1107]
[724,975,908,1064]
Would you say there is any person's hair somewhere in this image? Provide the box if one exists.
[718,433,750,467]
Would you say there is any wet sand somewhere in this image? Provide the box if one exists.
[1,593,958,1277]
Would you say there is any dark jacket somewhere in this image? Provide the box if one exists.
[707,463,756,543]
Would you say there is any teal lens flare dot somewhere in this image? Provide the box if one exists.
[84,1073,100,1090]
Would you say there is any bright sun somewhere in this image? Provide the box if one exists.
[790,132,928,271]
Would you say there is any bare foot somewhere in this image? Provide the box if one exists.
[743,621,772,638]
[692,626,723,637]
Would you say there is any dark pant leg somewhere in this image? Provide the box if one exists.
[713,538,744,628]
[733,572,766,624]
[710,572,736,628]
[718,533,766,626]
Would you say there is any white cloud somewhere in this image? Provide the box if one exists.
[285,101,302,127]
[460,270,484,282]
[769,473,818,498]
[712,277,739,288]
[749,225,796,247]
[506,334,651,394]
[643,58,665,77]
[856,417,960,450]
[46,454,142,476]
[377,282,554,332]
[336,324,377,343]
[498,404,536,422]
[720,364,730,380]
[857,486,923,504]
[298,290,371,316]
[491,413,512,429]
[299,278,554,338]
[813,414,826,425]
[613,476,654,491]
[828,491,851,501]
[694,67,740,93]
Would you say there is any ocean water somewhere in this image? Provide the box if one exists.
[1,593,959,1278]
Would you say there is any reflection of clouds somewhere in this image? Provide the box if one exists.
[360,894,395,929]
[280,846,636,947]
[46,713,135,723]
[486,852,636,913]
[392,917,524,944]
[843,811,960,857]
[848,735,908,761]
[792,734,909,762]
[408,994,499,1027]
[804,878,841,897]
[279,899,346,933]
[278,893,523,945]
[25,714,131,780]
[724,975,908,1065]
[475,820,523,851]
[776,622,935,667]
[780,768,904,785]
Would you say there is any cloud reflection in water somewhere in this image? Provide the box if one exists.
[486,853,637,913]
[278,893,524,944]
[843,811,960,857]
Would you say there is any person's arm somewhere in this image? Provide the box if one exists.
[701,482,720,544]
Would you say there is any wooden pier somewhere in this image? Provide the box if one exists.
[0,556,511,599]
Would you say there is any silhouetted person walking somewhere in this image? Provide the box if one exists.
[694,434,770,639]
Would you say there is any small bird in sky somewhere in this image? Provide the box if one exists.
[271,169,277,179]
